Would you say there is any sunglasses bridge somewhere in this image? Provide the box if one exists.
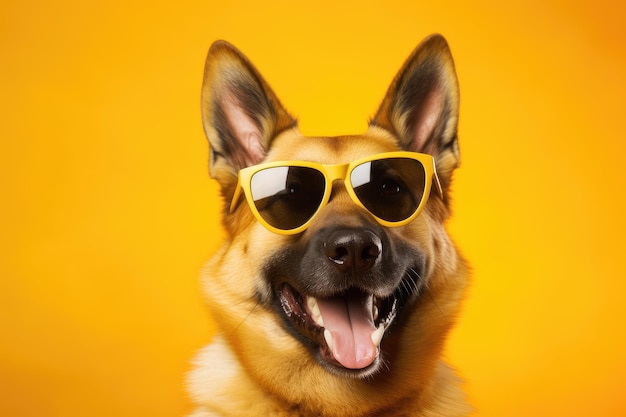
[323,163,351,185]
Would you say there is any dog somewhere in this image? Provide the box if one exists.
[187,34,471,417]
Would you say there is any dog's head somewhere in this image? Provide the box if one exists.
[200,35,466,384]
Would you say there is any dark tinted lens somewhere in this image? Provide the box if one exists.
[250,166,326,230]
[350,158,426,222]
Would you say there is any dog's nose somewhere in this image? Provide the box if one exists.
[324,229,382,274]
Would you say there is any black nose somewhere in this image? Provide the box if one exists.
[324,229,382,274]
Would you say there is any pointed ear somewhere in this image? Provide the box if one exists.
[370,34,460,191]
[201,41,297,185]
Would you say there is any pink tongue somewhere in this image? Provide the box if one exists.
[317,295,377,369]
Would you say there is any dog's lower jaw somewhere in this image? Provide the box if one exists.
[275,281,403,378]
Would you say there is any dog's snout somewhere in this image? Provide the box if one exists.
[324,229,382,274]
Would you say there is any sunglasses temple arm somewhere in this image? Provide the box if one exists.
[433,171,444,200]
[229,182,243,213]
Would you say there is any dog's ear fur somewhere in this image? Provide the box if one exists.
[370,34,460,192]
[201,41,297,192]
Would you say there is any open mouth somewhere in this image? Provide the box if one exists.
[277,283,399,376]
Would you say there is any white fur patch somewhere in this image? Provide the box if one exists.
[187,336,239,405]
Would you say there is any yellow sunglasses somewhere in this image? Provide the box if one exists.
[230,151,443,235]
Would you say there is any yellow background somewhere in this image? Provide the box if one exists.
[2,0,625,416]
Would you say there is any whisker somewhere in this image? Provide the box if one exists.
[425,289,447,319]
[400,267,421,297]
[230,300,262,336]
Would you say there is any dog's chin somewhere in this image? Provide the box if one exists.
[275,280,406,379]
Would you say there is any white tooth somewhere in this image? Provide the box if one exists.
[373,305,379,321]
[371,323,385,347]
[306,296,324,327]
[324,329,334,351]
[310,308,324,327]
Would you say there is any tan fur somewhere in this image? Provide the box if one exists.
[189,34,471,416]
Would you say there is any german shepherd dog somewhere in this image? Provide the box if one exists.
[188,34,471,417]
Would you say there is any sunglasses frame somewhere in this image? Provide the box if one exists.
[230,151,443,235]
